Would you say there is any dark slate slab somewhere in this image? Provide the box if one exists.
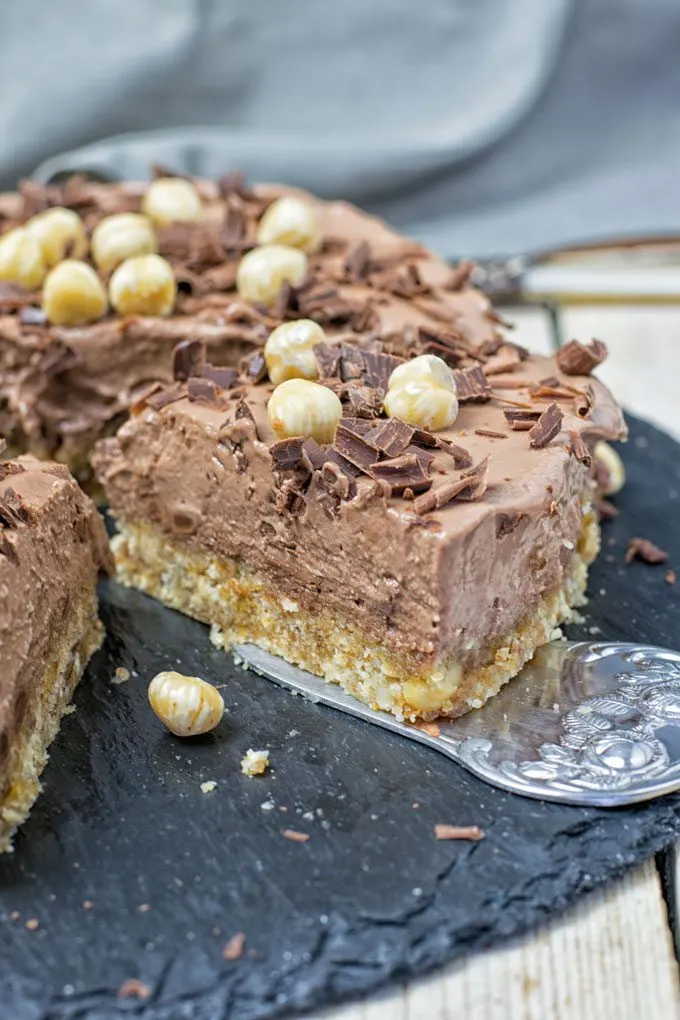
[1,414,680,1020]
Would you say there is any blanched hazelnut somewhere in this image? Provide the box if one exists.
[593,441,626,496]
[41,259,107,325]
[141,177,202,225]
[0,228,46,289]
[92,213,157,273]
[384,354,459,431]
[109,254,176,317]
[264,318,325,385]
[256,196,322,254]
[26,207,87,266]
[148,670,225,737]
[267,378,342,444]
[236,244,308,307]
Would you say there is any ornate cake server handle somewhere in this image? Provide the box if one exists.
[234,641,680,807]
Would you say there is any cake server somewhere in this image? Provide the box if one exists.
[234,640,680,807]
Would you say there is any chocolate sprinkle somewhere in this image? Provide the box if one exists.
[556,338,608,376]
[370,454,432,495]
[173,339,206,382]
[528,403,564,449]
[453,366,492,403]
[568,430,592,467]
[364,418,414,458]
[412,456,489,515]
[625,537,669,565]
[504,408,542,431]
[474,428,507,439]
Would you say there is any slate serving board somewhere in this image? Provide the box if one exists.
[2,414,680,1020]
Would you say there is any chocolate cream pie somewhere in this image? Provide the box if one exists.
[81,171,626,722]
[0,449,111,851]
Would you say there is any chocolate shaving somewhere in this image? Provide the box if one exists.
[496,512,526,539]
[350,300,380,333]
[364,418,414,458]
[557,338,608,376]
[344,240,371,281]
[528,403,564,449]
[453,366,492,403]
[172,339,206,381]
[241,351,267,384]
[370,454,432,495]
[150,163,193,181]
[202,364,239,389]
[323,447,361,478]
[19,306,48,326]
[360,350,404,394]
[339,345,365,382]
[301,438,327,470]
[417,326,467,367]
[216,171,252,200]
[529,383,578,401]
[597,499,619,521]
[445,259,475,291]
[273,281,296,320]
[483,344,522,376]
[221,206,248,249]
[314,342,343,379]
[412,456,489,515]
[568,430,592,467]
[576,384,595,419]
[405,444,436,469]
[503,408,541,431]
[338,416,376,435]
[270,437,307,472]
[625,538,669,565]
[474,428,507,439]
[434,824,485,842]
[437,440,473,469]
[145,383,185,411]
[187,377,225,405]
[333,423,378,474]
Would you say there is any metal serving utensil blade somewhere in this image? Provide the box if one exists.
[234,641,680,807]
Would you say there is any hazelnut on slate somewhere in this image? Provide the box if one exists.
[26,207,87,266]
[148,670,225,737]
[109,253,176,317]
[92,213,157,273]
[236,244,308,307]
[267,378,342,444]
[141,177,202,225]
[256,196,322,254]
[264,318,326,385]
[384,354,459,431]
[0,228,46,288]
[42,259,107,325]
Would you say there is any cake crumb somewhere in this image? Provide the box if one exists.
[625,537,668,565]
[223,931,246,961]
[415,721,441,738]
[82,900,94,911]
[241,749,270,776]
[112,667,131,685]
[25,918,39,931]
[282,829,310,843]
[261,799,275,811]
[138,903,151,913]
[666,570,677,585]
[118,979,151,1000]
[9,911,19,921]
[434,824,485,842]
[200,780,217,794]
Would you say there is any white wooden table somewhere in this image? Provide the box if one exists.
[315,306,680,1020]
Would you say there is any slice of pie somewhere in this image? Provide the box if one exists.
[0,449,111,851]
[91,178,626,722]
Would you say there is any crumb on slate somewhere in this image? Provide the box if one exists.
[282,829,310,843]
[200,780,217,794]
[625,537,669,565]
[414,721,441,738]
[137,903,151,913]
[222,931,246,961]
[241,749,270,776]
[111,667,131,685]
[117,979,151,1000]
[25,918,39,931]
[82,900,94,911]
[666,570,677,585]
[434,824,485,842]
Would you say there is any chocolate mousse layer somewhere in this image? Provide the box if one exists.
[0,174,499,483]
[0,452,111,850]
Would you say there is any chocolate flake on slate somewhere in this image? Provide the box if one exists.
[475,428,507,439]
[344,240,371,281]
[302,438,327,470]
[625,537,669,565]
[557,338,608,376]
[364,418,414,458]
[173,339,206,381]
[576,384,596,419]
[19,306,48,326]
[453,366,492,402]
[496,512,526,539]
[187,377,224,405]
[270,438,307,472]
[145,383,186,411]
[504,408,541,431]
[528,403,564,449]
[569,430,592,467]
[202,364,239,390]
[597,499,619,521]
[333,424,377,474]
[370,454,432,495]
[314,342,343,379]
[413,456,488,514]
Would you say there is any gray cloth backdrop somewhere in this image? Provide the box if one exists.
[1,0,678,258]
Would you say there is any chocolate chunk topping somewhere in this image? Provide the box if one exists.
[273,281,296,320]
[344,384,383,419]
[437,440,473,469]
[528,403,564,449]
[576,383,595,419]
[475,428,507,439]
[360,350,404,395]
[503,408,542,431]
[19,306,48,326]
[625,538,668,565]
[453,366,492,403]
[333,423,378,474]
[412,456,489,514]
[323,447,361,478]
[568,430,592,467]
[243,351,267,384]
[216,171,252,200]
[145,383,186,410]
[370,454,432,495]
[410,427,438,448]
[556,338,608,376]
[270,437,307,472]
[187,377,225,405]
[405,445,436,469]
[202,364,239,389]
[173,339,206,381]
[221,206,248,250]
[364,418,414,458]
[344,240,371,281]
[301,438,327,470]
[338,416,376,435]
[417,326,467,367]
[483,344,522,376]
[314,342,343,379]
[339,345,365,382]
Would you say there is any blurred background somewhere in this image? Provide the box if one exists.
[1,0,679,432]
